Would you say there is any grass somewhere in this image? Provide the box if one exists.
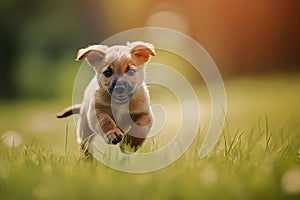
[1,73,300,200]
[0,120,299,200]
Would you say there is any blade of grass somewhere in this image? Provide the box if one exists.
[228,129,245,155]
[265,115,272,150]
[64,123,69,157]
[223,131,228,158]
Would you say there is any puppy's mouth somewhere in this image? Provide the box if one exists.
[111,93,133,104]
[107,79,134,104]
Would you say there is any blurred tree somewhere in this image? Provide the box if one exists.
[0,0,24,98]
[1,0,299,100]
[0,0,95,99]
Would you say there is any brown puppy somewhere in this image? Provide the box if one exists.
[57,41,155,154]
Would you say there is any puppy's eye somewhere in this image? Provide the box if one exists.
[127,69,136,76]
[103,70,112,78]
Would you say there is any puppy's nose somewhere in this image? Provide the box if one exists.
[114,84,126,94]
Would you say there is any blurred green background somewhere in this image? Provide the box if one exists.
[0,0,299,99]
[1,1,300,199]
[0,0,299,152]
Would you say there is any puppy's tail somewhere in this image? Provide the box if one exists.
[56,104,81,118]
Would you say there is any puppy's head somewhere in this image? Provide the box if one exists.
[76,41,155,104]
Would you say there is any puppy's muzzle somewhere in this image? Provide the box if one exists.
[108,79,134,104]
[114,84,126,94]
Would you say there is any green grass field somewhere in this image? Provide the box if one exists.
[1,73,300,200]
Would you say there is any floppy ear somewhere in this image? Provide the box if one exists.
[75,45,107,67]
[128,41,156,66]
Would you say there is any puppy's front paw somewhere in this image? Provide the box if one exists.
[106,128,124,144]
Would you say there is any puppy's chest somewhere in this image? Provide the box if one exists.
[111,105,128,122]
[110,105,135,133]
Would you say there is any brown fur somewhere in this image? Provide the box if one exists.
[92,46,153,151]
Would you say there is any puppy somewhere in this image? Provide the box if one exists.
[57,41,155,154]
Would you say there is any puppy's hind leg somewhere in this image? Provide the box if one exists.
[77,114,94,157]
